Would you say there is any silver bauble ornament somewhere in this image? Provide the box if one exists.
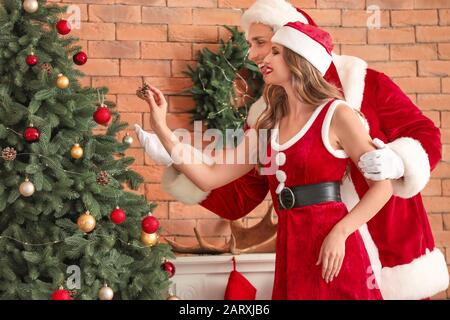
[19,177,35,197]
[99,284,114,300]
[123,134,133,145]
[23,0,39,13]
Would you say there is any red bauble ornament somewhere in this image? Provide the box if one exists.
[56,19,71,35]
[51,288,72,300]
[73,51,88,65]
[26,54,38,66]
[93,105,111,126]
[161,261,176,278]
[110,207,126,224]
[141,215,159,234]
[23,125,40,143]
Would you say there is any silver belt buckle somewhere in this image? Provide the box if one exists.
[278,187,295,210]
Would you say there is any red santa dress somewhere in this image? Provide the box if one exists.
[265,99,382,300]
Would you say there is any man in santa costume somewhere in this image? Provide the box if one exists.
[135,0,449,299]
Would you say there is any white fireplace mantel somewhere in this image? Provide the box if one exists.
[170,253,276,300]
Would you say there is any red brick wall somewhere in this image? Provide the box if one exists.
[54,0,450,298]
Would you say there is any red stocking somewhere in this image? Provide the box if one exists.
[224,257,257,300]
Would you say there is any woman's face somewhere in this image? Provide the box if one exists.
[261,44,291,86]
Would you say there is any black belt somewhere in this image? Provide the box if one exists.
[277,181,342,210]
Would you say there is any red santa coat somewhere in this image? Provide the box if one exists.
[161,54,449,300]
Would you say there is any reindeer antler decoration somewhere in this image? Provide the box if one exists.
[165,204,277,255]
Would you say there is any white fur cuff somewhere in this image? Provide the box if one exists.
[161,166,211,205]
[246,97,267,128]
[380,248,449,300]
[161,144,214,205]
[388,137,431,199]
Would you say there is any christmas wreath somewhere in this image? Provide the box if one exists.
[185,26,263,138]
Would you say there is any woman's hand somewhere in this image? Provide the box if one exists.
[316,227,347,283]
[144,85,168,134]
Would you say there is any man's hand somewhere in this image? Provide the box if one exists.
[358,138,405,180]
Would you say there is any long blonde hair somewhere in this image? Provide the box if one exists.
[254,47,343,166]
[255,47,343,136]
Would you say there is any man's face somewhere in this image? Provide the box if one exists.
[247,23,274,71]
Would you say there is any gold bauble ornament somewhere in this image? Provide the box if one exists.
[56,73,69,89]
[77,211,96,233]
[167,294,181,300]
[141,231,159,247]
[19,177,35,197]
[23,0,39,13]
[98,284,114,300]
[70,143,83,159]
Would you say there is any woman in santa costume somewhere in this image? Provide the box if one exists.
[136,0,449,299]
[142,21,390,299]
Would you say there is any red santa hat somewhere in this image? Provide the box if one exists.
[241,2,343,89]
[241,0,310,34]
[272,21,334,76]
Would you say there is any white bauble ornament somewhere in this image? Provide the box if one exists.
[23,0,39,13]
[123,134,133,145]
[98,284,114,300]
[19,178,35,197]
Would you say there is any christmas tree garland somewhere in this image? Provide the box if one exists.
[186,26,263,136]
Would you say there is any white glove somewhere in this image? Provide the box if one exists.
[134,124,174,166]
[358,138,405,180]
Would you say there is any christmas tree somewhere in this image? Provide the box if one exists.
[0,0,175,299]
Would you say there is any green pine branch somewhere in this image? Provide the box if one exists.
[0,0,173,300]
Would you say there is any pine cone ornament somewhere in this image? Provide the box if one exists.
[68,290,78,298]
[136,82,151,100]
[96,170,110,186]
[2,147,17,161]
[40,62,52,75]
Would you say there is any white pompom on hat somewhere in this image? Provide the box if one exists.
[271,21,334,76]
[241,0,310,35]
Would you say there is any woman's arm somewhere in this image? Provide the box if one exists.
[333,104,393,237]
[145,85,256,192]
[317,103,393,283]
